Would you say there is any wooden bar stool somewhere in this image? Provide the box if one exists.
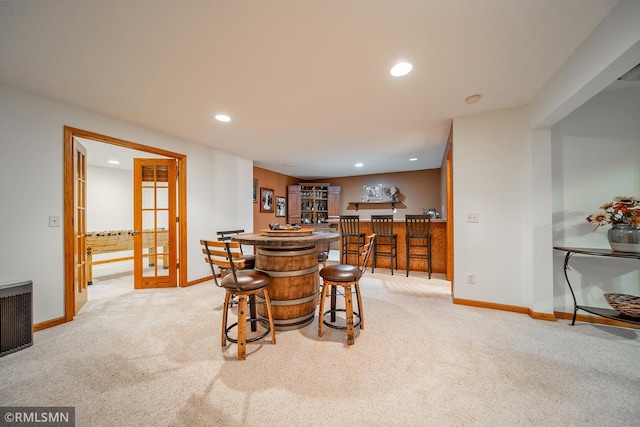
[200,239,276,360]
[371,215,398,274]
[216,229,255,269]
[405,215,432,278]
[339,215,365,267]
[205,233,259,330]
[318,234,375,345]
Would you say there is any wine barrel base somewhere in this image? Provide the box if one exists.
[255,247,320,330]
[256,295,317,331]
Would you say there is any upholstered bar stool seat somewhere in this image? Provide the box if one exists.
[201,239,276,360]
[318,234,375,345]
[219,269,269,291]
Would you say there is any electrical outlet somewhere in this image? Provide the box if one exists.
[466,213,479,223]
[49,215,61,227]
[467,274,475,284]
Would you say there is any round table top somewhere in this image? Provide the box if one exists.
[232,231,339,249]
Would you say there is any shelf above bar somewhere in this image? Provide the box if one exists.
[348,201,402,211]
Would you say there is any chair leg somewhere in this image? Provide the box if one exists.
[354,281,364,330]
[237,295,247,361]
[428,238,432,279]
[394,238,398,272]
[221,292,231,347]
[371,240,376,273]
[406,237,410,277]
[344,285,355,345]
[249,294,257,332]
[318,280,329,337]
[330,285,337,322]
[262,289,276,344]
[392,236,398,275]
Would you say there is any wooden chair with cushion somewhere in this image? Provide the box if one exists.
[318,234,375,345]
[200,239,276,360]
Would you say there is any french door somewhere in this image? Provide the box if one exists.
[133,158,178,288]
[73,139,88,313]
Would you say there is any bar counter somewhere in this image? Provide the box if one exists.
[335,219,447,274]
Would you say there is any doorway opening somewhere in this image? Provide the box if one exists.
[63,126,188,322]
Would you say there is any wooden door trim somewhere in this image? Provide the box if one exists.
[63,126,188,322]
[445,126,454,287]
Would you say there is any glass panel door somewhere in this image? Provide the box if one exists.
[134,159,177,288]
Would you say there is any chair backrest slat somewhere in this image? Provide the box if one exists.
[340,215,361,235]
[200,239,246,284]
[216,229,246,241]
[371,215,394,236]
[405,214,431,238]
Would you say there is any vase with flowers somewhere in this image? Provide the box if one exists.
[586,196,640,253]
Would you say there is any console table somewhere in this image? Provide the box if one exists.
[553,247,640,326]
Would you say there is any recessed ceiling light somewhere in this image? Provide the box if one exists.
[108,160,120,165]
[390,62,413,77]
[214,114,231,122]
[465,94,482,104]
[409,158,418,162]
[355,163,364,168]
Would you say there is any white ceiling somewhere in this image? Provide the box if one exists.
[0,0,619,178]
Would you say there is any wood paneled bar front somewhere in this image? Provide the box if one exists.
[341,219,447,274]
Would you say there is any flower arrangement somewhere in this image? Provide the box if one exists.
[383,186,400,200]
[586,196,640,230]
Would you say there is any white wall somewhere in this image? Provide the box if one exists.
[453,106,530,306]
[0,84,254,324]
[87,166,133,231]
[551,85,640,311]
[449,0,640,317]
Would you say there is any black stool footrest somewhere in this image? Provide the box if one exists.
[322,308,361,330]
[225,317,272,343]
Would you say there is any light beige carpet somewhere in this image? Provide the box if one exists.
[1,260,639,426]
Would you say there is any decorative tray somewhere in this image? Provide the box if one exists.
[260,227,314,237]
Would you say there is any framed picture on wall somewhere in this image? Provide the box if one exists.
[253,179,258,203]
[260,187,274,213]
[276,196,286,217]
[363,184,383,201]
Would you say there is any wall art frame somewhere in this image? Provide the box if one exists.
[260,187,274,213]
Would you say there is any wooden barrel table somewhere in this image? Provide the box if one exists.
[232,230,340,330]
